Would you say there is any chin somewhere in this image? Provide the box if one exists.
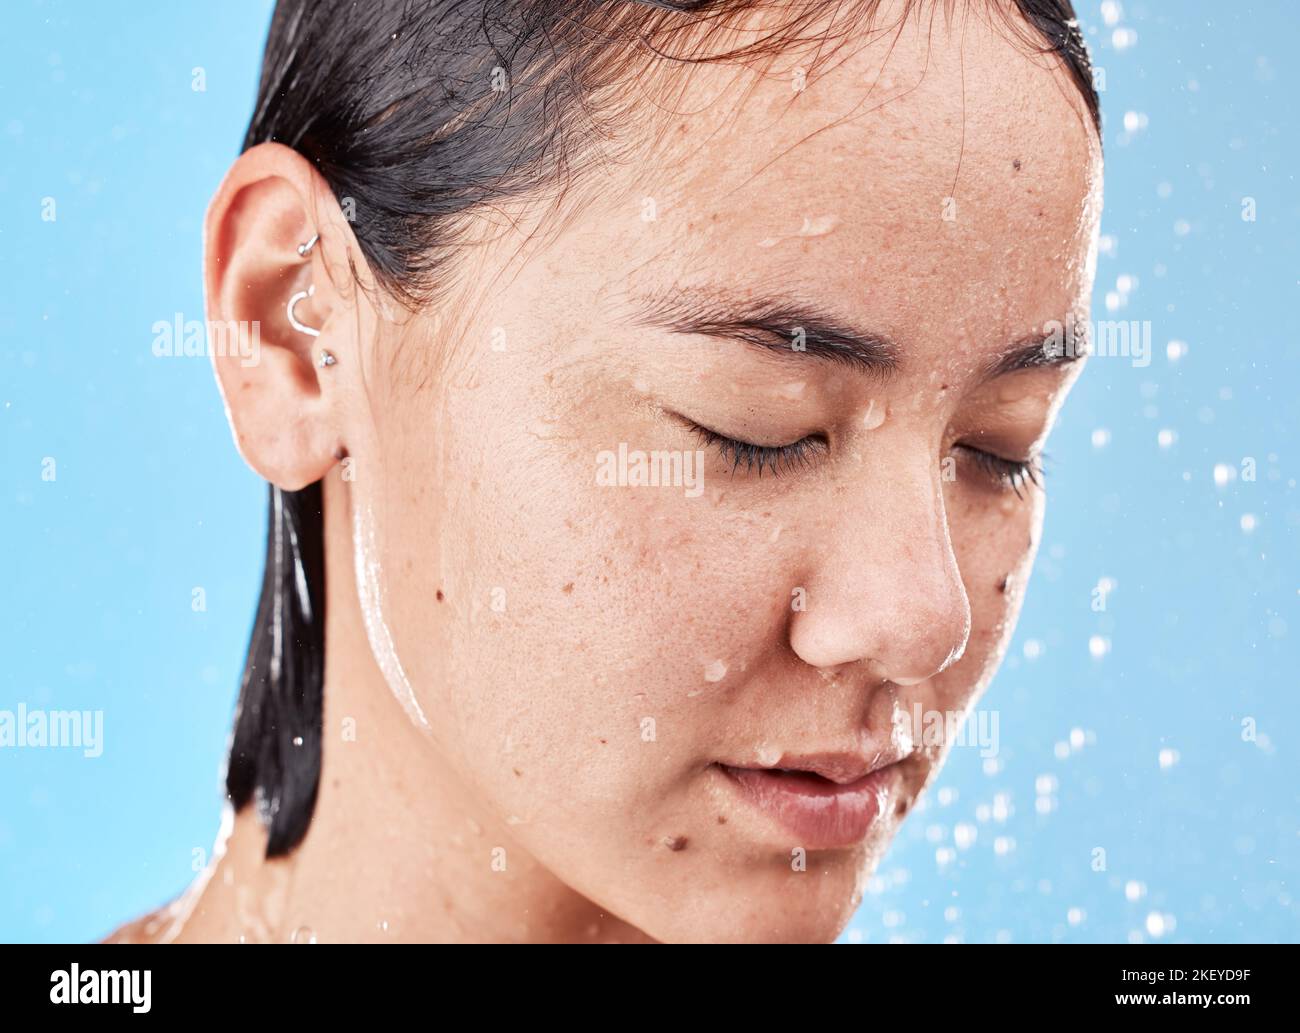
[630,845,878,944]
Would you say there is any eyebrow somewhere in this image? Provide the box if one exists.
[626,285,1083,384]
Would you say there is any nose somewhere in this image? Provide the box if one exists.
[788,447,971,684]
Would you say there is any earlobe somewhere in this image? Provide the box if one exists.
[203,144,356,492]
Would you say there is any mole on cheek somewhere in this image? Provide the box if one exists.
[436,589,444,601]
[664,836,689,852]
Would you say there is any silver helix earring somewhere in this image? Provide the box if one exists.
[287,234,336,368]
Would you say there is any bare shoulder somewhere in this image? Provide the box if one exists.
[100,900,189,944]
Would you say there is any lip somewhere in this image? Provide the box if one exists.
[715,755,904,849]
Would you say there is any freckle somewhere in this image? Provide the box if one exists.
[513,768,522,777]
[436,589,444,601]
[997,576,1009,594]
[1013,158,1022,171]
[716,815,727,825]
[562,582,574,594]
[599,738,607,745]
[664,836,689,852]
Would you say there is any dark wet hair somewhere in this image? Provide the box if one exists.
[226,0,1101,857]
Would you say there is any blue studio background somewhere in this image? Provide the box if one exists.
[1,1,1296,943]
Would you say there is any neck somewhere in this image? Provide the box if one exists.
[169,478,651,944]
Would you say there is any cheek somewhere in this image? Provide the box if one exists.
[374,381,787,823]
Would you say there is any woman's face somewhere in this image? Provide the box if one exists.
[343,7,1101,941]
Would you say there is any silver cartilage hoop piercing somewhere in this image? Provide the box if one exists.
[287,283,321,338]
[287,233,325,341]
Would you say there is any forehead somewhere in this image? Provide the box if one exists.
[536,1,1102,380]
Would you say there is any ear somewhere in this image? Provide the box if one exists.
[203,142,364,491]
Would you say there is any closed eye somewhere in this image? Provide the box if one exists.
[684,420,828,478]
[954,443,1045,497]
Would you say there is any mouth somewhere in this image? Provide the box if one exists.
[713,754,906,850]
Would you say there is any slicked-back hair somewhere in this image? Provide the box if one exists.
[227,0,1101,857]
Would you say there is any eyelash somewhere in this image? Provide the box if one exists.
[956,444,1045,498]
[686,420,1045,494]
[686,422,827,478]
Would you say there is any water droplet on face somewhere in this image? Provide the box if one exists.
[798,214,837,236]
[703,659,728,683]
[861,400,886,430]
[889,701,915,753]
[756,743,781,767]
[290,926,316,944]
[757,213,839,247]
